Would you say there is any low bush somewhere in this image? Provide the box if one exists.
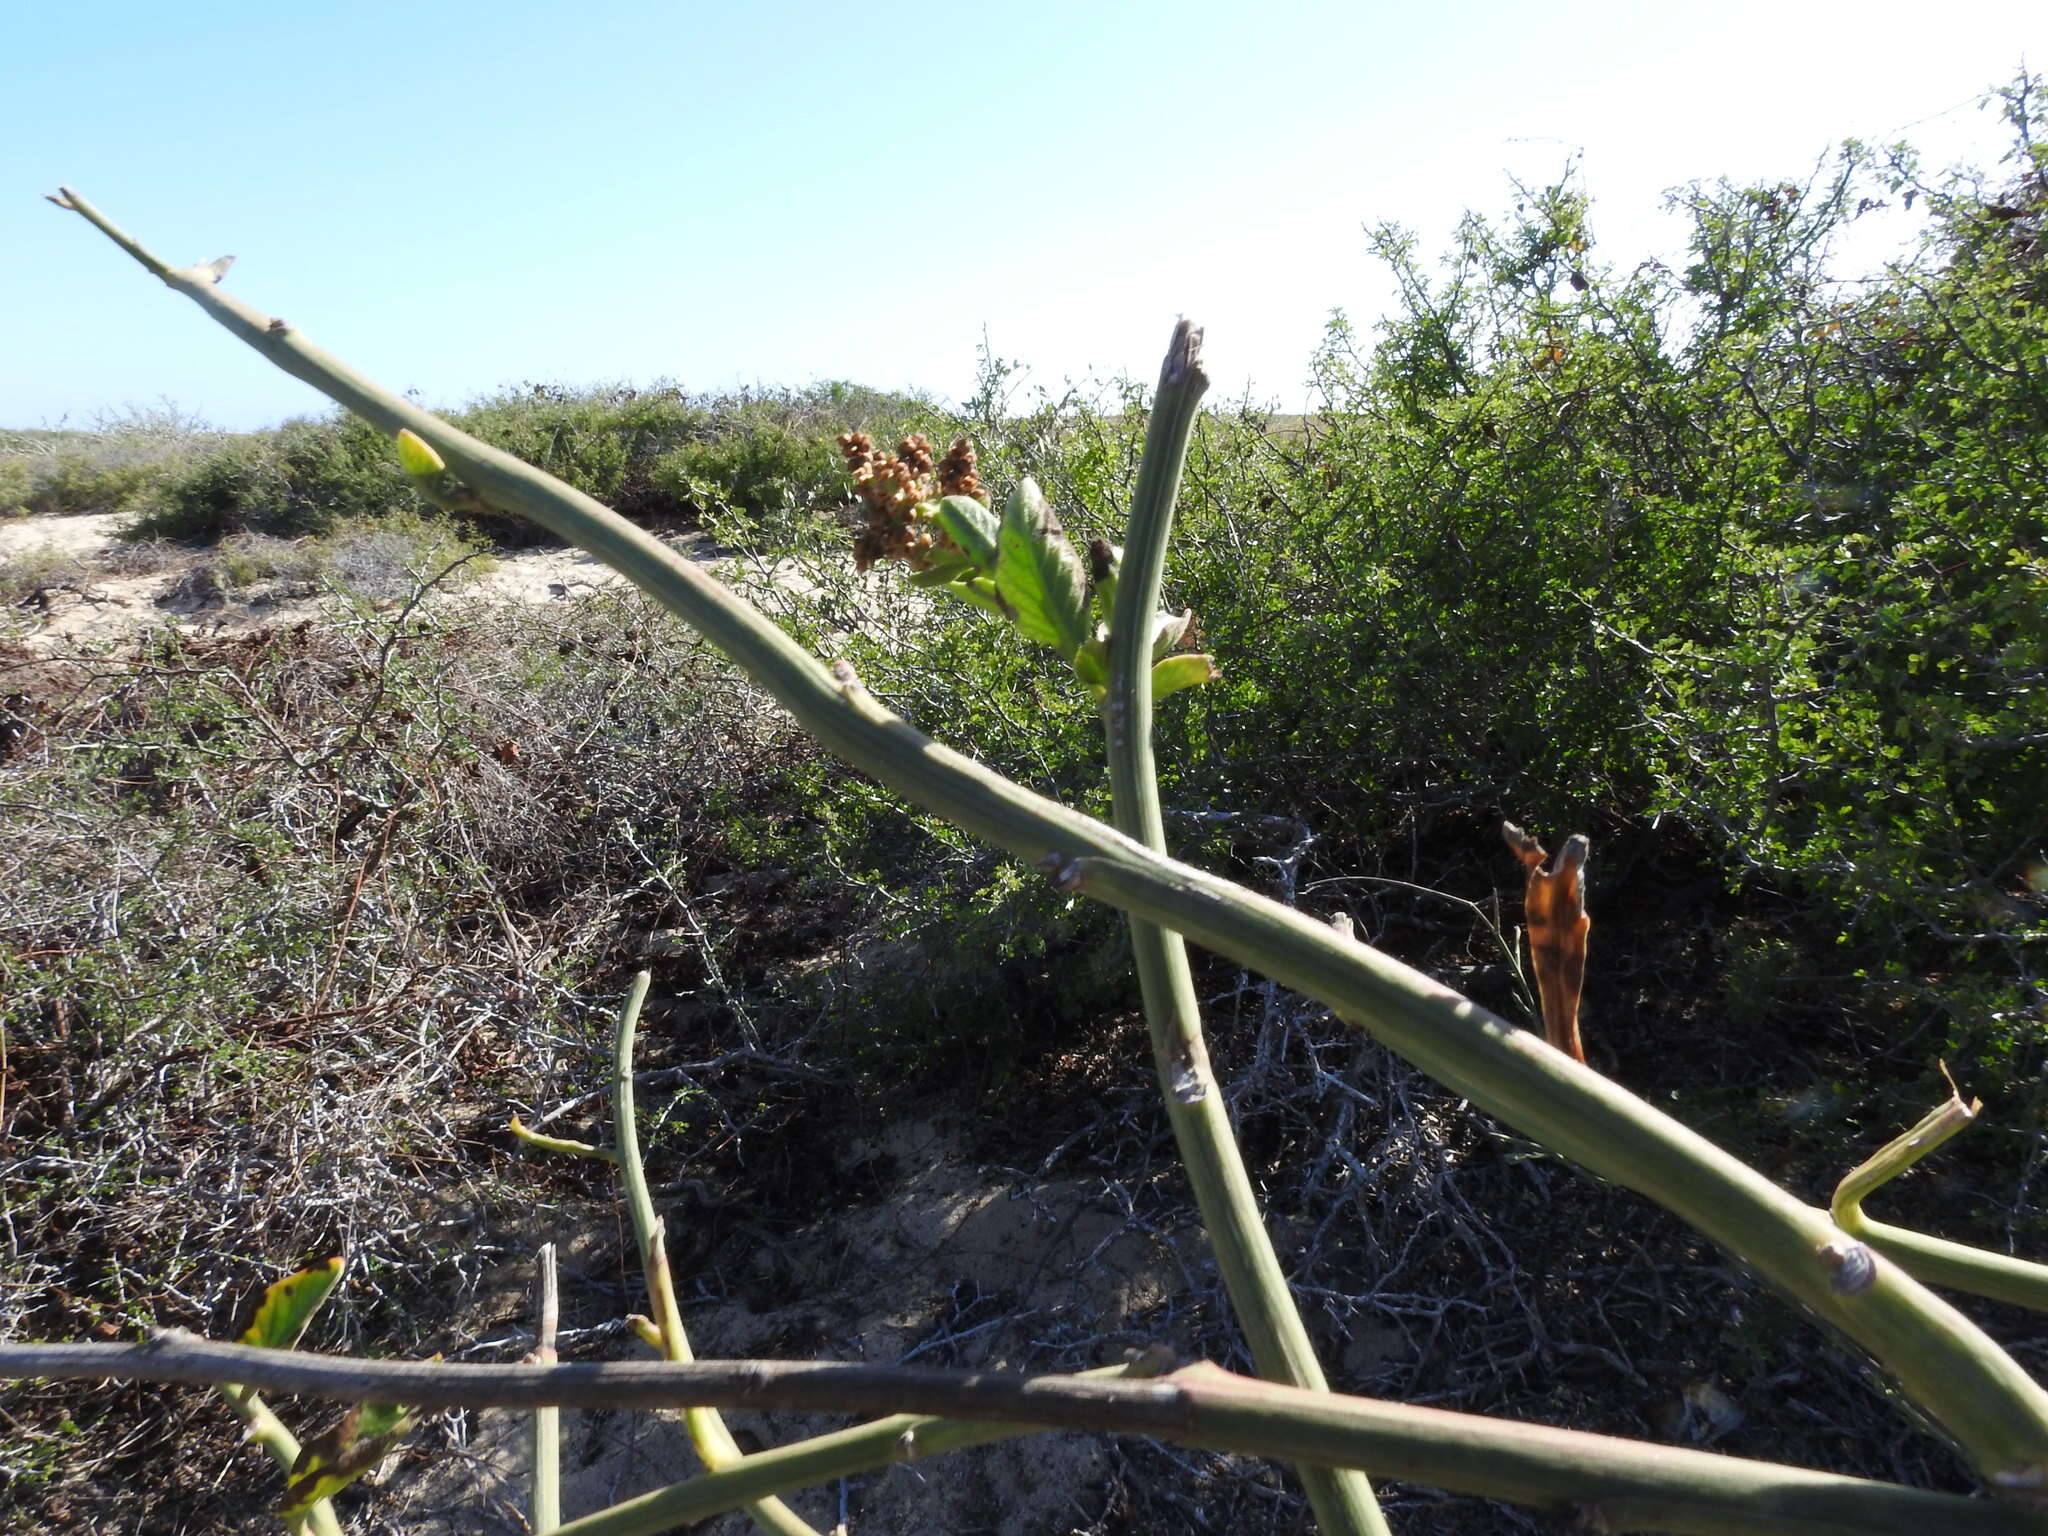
[15,451,162,517]
[0,543,89,605]
[135,413,407,541]
[0,457,32,516]
[130,381,935,545]
[648,416,835,542]
[1,407,218,519]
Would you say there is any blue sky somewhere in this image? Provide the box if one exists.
[6,1,2044,430]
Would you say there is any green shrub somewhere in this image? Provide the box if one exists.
[0,457,30,517]
[1,408,217,519]
[127,382,933,545]
[449,383,702,524]
[649,418,836,541]
[939,83,2048,1084]
[19,450,163,516]
[135,413,406,540]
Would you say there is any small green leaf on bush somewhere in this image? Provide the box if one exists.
[279,1401,421,1519]
[239,1257,343,1350]
[997,479,1090,656]
[392,429,446,478]
[906,555,979,586]
[933,494,1001,574]
[1152,653,1218,699]
[354,1400,415,1441]
[910,566,1011,619]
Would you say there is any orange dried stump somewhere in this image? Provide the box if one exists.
[1502,822,1591,1065]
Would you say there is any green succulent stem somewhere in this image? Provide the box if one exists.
[16,1337,2048,1536]
[545,1356,1174,1536]
[610,971,821,1536]
[1102,320,1387,1536]
[531,1243,562,1534]
[1834,1090,2048,1312]
[210,1384,344,1536]
[52,188,2048,1495]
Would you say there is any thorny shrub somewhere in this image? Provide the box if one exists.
[894,79,2048,1093]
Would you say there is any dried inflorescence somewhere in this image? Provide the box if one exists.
[837,432,984,572]
[935,435,981,501]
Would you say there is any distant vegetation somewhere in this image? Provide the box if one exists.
[7,85,2043,1084]
[2,383,933,542]
[950,86,2048,1092]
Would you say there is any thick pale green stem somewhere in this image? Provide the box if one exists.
[531,1243,562,1533]
[1850,1219,2048,1312]
[547,1357,1171,1536]
[1834,1092,2048,1312]
[15,1338,2047,1536]
[211,1384,344,1536]
[610,973,820,1536]
[1103,321,1386,1536]
[52,189,2048,1492]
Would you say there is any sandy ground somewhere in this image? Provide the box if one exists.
[0,511,130,562]
[391,1115,1278,1536]
[0,511,677,653]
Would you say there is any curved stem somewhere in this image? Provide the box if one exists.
[548,1357,1170,1536]
[611,973,820,1536]
[211,1383,345,1536]
[1834,1091,2048,1311]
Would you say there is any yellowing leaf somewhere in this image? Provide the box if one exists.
[239,1258,342,1350]
[279,1401,420,1519]
[393,429,446,477]
[1151,653,1217,699]
[509,1114,618,1162]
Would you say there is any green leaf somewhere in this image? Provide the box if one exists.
[906,555,978,587]
[279,1401,421,1519]
[239,1258,343,1350]
[1152,653,1218,699]
[932,495,1000,575]
[996,479,1091,657]
[354,1401,415,1441]
[947,576,1013,619]
[1150,608,1195,661]
[392,428,445,477]
[1072,638,1110,696]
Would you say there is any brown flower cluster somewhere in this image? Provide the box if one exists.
[935,436,981,501]
[837,432,983,572]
